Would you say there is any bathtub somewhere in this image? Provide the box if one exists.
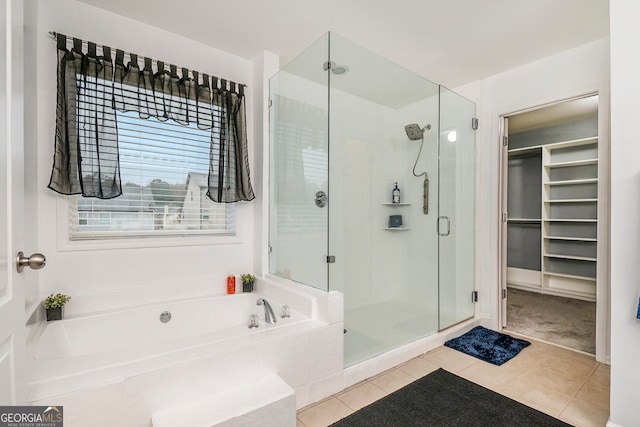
[34,293,311,360]
[28,290,329,408]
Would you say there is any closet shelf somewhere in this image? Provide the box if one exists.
[546,159,598,168]
[544,271,597,282]
[544,253,597,262]
[545,236,597,242]
[507,218,542,223]
[545,178,598,186]
[544,219,597,223]
[544,199,598,203]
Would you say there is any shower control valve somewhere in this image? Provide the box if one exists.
[314,191,327,208]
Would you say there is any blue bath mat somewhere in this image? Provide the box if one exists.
[444,326,531,366]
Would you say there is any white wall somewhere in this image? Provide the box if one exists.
[31,0,258,307]
[609,1,640,425]
[460,39,610,353]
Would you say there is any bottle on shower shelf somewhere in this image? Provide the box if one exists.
[392,182,401,204]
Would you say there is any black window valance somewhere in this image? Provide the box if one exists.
[48,33,255,203]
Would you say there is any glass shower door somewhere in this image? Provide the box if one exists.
[438,86,476,329]
[327,33,441,366]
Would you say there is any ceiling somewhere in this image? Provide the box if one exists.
[78,0,610,89]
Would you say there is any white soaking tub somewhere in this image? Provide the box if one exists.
[29,291,323,403]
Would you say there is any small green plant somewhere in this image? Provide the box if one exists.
[42,293,71,309]
[240,274,255,284]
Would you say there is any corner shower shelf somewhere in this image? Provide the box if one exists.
[382,203,411,206]
[383,227,410,231]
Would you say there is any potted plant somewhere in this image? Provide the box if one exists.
[241,274,255,293]
[43,293,71,321]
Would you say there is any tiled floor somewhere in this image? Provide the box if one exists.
[297,334,610,427]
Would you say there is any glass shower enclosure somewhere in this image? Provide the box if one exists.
[269,33,475,366]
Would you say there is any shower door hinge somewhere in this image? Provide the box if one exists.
[502,288,507,299]
[471,118,479,130]
[326,255,336,263]
[268,245,273,253]
[502,136,508,147]
[323,61,336,71]
[502,212,507,223]
[472,290,478,302]
[268,99,273,108]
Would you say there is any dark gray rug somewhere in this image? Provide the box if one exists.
[330,369,571,426]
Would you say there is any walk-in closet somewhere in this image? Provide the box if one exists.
[503,95,600,354]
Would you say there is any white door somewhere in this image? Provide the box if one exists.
[0,0,27,405]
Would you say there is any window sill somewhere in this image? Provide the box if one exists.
[57,233,243,252]
[56,197,243,252]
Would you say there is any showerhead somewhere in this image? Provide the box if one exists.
[404,123,431,141]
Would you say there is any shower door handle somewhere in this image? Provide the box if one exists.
[437,216,451,237]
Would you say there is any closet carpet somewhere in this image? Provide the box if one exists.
[505,288,595,354]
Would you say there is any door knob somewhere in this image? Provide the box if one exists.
[16,251,46,273]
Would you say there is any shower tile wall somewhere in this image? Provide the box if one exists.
[329,88,439,318]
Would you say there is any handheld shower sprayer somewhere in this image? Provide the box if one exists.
[404,123,432,215]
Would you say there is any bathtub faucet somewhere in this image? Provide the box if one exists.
[256,298,277,324]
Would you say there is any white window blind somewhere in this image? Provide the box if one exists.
[69,109,235,239]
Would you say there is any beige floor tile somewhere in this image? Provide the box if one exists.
[397,356,439,379]
[421,347,477,373]
[560,398,610,427]
[297,345,611,427]
[552,347,599,369]
[523,337,563,355]
[537,354,596,383]
[336,381,387,411]
[368,368,415,394]
[518,365,587,396]
[296,397,353,427]
[497,379,572,417]
[586,363,610,390]
[457,359,523,389]
[576,382,610,411]
[500,346,547,370]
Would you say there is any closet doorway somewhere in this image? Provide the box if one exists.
[500,95,602,355]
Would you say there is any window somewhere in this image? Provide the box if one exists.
[50,35,252,240]
[70,110,235,239]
